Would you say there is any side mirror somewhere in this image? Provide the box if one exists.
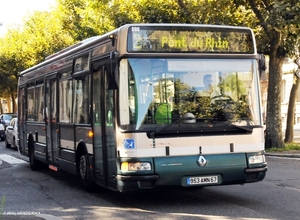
[7,126,13,131]
[108,51,119,90]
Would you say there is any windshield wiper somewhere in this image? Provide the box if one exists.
[148,116,195,138]
[229,123,253,132]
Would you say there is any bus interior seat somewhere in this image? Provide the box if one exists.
[155,103,171,124]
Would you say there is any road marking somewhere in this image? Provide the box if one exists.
[0,154,27,164]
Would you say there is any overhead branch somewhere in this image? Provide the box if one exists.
[248,0,271,39]
[177,0,187,9]
[261,0,270,9]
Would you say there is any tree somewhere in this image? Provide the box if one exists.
[284,75,300,143]
[285,59,300,143]
[56,0,256,36]
[0,10,74,113]
[56,0,103,41]
[0,31,26,113]
[235,0,300,148]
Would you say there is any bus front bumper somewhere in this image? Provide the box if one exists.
[244,166,268,182]
[116,174,159,182]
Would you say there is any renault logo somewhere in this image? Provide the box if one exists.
[197,156,207,167]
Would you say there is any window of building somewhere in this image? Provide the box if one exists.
[281,79,286,102]
[297,85,300,102]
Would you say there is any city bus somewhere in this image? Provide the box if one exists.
[18,23,267,192]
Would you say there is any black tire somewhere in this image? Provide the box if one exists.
[5,136,11,148]
[12,138,18,151]
[29,145,40,171]
[78,153,96,192]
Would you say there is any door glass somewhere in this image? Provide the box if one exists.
[73,76,90,124]
[46,78,58,162]
[105,69,116,179]
[27,87,35,121]
[93,68,103,176]
[59,79,73,123]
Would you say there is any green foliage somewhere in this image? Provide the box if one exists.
[57,0,103,40]
[266,143,300,152]
[22,11,75,64]
[0,8,74,105]
[55,0,257,38]
[0,195,5,218]
[242,0,300,56]
[220,74,247,100]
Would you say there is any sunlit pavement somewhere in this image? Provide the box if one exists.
[0,155,62,220]
[1,214,63,220]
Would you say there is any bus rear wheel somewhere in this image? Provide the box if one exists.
[29,146,40,170]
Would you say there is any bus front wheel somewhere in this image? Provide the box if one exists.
[79,153,96,192]
[79,154,88,180]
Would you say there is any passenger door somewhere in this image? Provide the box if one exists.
[18,87,27,154]
[92,63,117,188]
[45,74,59,163]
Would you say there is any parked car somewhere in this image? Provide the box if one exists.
[0,123,5,141]
[0,113,17,128]
[5,118,18,151]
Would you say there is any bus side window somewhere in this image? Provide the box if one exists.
[59,79,72,123]
[27,87,35,121]
[73,75,90,124]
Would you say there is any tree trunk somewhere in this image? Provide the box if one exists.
[0,99,3,114]
[8,86,17,114]
[265,55,284,148]
[6,96,12,113]
[285,75,300,143]
[11,92,17,114]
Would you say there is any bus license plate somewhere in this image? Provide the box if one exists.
[187,176,218,185]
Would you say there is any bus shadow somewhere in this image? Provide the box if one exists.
[30,167,265,219]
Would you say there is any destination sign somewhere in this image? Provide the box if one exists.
[127,26,254,54]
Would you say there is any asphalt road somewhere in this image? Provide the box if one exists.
[0,142,300,220]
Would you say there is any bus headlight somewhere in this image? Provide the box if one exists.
[121,162,152,171]
[248,155,265,164]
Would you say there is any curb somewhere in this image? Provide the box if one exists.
[265,153,300,158]
[1,214,63,220]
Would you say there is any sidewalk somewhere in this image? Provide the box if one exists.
[266,125,300,158]
[1,214,63,220]
[265,150,300,158]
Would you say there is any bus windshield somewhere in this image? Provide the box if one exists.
[119,58,262,132]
